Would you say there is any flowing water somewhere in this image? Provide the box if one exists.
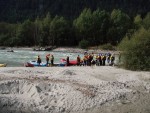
[0,49,83,67]
[0,49,119,67]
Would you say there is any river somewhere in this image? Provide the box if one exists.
[0,49,83,67]
[0,48,119,67]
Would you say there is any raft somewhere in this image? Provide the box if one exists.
[7,50,14,52]
[0,64,7,67]
[61,59,77,65]
[25,61,47,67]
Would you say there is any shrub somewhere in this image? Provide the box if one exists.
[118,28,150,71]
[79,39,89,49]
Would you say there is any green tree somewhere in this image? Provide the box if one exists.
[118,28,150,71]
[110,9,131,44]
[0,0,150,23]
[34,17,43,46]
[41,12,52,46]
[16,20,35,46]
[73,8,93,43]
[143,12,150,30]
[0,22,17,46]
[0,34,8,46]
[79,39,89,49]
[50,16,69,46]
[92,9,110,44]
[134,14,142,29]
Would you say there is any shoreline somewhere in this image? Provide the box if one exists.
[1,46,120,54]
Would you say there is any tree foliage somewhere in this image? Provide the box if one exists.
[92,10,110,44]
[143,13,150,30]
[50,16,70,46]
[134,14,142,29]
[16,20,35,46]
[0,8,149,48]
[110,9,131,44]
[118,28,150,71]
[73,8,93,42]
[79,39,89,49]
[0,0,150,22]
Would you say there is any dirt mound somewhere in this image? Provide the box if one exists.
[0,67,150,113]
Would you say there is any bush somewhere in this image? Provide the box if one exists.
[99,43,115,50]
[118,28,150,71]
[79,39,89,49]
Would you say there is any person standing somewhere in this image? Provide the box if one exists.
[96,54,99,66]
[107,52,111,64]
[118,52,121,64]
[102,54,106,66]
[83,54,88,66]
[77,55,81,66]
[110,54,115,66]
[46,54,50,66]
[37,55,41,66]
[66,56,69,66]
[99,54,102,66]
[88,54,93,66]
[50,54,54,66]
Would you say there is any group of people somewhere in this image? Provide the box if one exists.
[36,52,115,67]
[37,54,54,66]
[76,52,115,66]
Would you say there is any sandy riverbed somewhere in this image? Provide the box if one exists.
[0,66,150,113]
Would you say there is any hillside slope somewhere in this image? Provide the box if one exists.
[0,0,150,22]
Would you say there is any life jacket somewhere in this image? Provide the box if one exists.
[111,56,115,61]
[101,56,104,60]
[51,55,54,60]
[103,55,106,60]
[84,55,88,60]
[101,55,106,60]
[96,55,99,60]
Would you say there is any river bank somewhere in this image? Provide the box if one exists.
[1,46,119,54]
[0,66,150,113]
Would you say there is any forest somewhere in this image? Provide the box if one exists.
[0,0,150,47]
[0,8,150,47]
[0,0,150,22]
